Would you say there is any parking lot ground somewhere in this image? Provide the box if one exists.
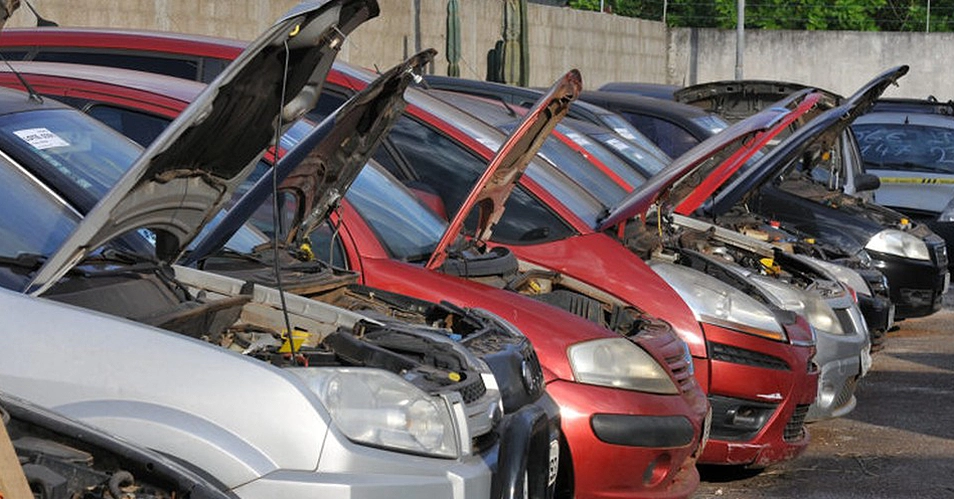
[693,300,954,498]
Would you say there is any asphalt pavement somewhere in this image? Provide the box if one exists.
[693,292,954,498]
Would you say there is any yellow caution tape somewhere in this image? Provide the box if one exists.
[877,177,954,185]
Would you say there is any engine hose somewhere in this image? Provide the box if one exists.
[108,470,135,498]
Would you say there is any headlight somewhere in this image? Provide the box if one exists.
[651,262,787,342]
[747,276,845,336]
[865,229,930,261]
[290,368,464,458]
[568,338,679,394]
[800,256,872,297]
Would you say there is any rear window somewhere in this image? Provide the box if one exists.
[0,108,141,212]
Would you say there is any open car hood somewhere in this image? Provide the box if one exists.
[27,0,378,295]
[709,65,908,215]
[425,70,582,270]
[596,89,823,232]
[675,79,840,122]
[184,50,433,265]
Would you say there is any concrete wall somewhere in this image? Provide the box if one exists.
[5,1,947,97]
[668,28,950,99]
[6,0,669,89]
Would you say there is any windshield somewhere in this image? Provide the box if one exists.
[597,111,670,158]
[0,108,142,213]
[346,162,448,262]
[592,131,668,178]
[557,124,648,190]
[0,156,79,290]
[853,122,954,174]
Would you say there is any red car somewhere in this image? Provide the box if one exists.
[0,60,713,498]
[0,29,816,470]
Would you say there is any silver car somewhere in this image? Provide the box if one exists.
[0,0,556,497]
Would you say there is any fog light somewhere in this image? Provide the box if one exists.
[642,453,672,487]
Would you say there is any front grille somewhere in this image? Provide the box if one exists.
[833,308,857,336]
[664,351,695,393]
[784,404,810,442]
[651,331,695,393]
[833,376,859,412]
[709,342,790,371]
[459,376,488,404]
[928,237,949,268]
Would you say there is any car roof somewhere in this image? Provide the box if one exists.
[596,82,679,100]
[0,27,246,57]
[0,60,204,104]
[422,75,622,125]
[869,97,954,116]
[579,90,713,120]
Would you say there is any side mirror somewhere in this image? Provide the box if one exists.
[855,173,881,192]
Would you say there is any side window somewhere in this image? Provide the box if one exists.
[307,221,348,268]
[307,91,349,124]
[491,187,575,244]
[85,105,171,147]
[384,116,486,216]
[623,112,699,158]
[199,57,231,83]
[384,116,575,244]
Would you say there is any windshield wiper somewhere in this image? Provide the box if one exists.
[0,253,46,272]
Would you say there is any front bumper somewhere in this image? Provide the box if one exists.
[237,439,495,499]
[869,241,949,319]
[698,322,818,467]
[807,302,870,421]
[545,378,708,499]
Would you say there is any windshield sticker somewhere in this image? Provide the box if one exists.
[14,128,70,150]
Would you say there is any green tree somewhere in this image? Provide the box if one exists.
[567,0,954,31]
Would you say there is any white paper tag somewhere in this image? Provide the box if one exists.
[14,128,70,150]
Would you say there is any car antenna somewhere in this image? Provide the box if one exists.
[22,0,57,27]
[0,52,42,103]
[270,36,300,364]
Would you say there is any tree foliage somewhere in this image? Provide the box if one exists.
[568,0,954,32]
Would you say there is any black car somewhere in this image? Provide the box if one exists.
[709,67,949,319]
[852,97,954,271]
[577,90,730,158]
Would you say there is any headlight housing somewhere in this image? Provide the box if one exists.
[747,275,845,336]
[291,367,465,458]
[651,262,787,342]
[865,229,930,261]
[568,337,679,394]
